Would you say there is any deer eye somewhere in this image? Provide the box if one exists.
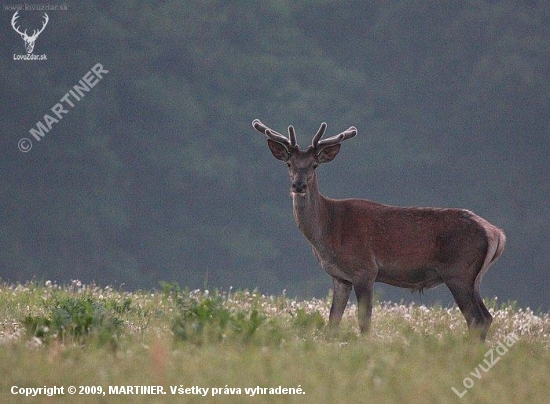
[286,162,291,168]
[312,163,318,169]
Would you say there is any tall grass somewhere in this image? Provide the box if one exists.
[0,281,548,403]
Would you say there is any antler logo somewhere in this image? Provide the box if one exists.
[11,11,49,54]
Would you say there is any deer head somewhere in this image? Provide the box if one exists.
[11,12,49,54]
[252,119,357,196]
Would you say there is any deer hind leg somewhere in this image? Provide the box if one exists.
[329,277,352,330]
[446,281,492,341]
[475,288,493,339]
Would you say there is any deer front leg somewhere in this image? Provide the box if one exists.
[354,278,375,334]
[329,277,352,331]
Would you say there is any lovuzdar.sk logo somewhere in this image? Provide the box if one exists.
[11,11,49,61]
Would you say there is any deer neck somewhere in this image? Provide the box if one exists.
[292,176,329,247]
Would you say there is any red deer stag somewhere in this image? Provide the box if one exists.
[252,119,505,340]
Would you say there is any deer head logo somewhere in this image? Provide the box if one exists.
[11,11,49,54]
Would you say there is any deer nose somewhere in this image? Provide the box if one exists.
[292,181,307,194]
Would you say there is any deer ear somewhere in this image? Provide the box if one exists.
[316,144,341,163]
[267,139,291,161]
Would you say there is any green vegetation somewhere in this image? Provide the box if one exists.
[0,281,548,403]
[23,294,124,348]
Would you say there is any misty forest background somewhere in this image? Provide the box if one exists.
[1,1,548,310]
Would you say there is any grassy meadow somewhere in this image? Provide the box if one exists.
[0,281,548,403]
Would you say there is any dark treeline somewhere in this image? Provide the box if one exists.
[1,1,548,309]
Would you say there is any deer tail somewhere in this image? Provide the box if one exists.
[475,222,506,289]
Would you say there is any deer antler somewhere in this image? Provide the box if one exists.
[11,11,27,37]
[252,119,297,150]
[253,119,357,151]
[312,123,357,150]
[33,13,49,38]
[11,12,48,39]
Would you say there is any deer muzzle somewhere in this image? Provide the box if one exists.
[291,180,307,195]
